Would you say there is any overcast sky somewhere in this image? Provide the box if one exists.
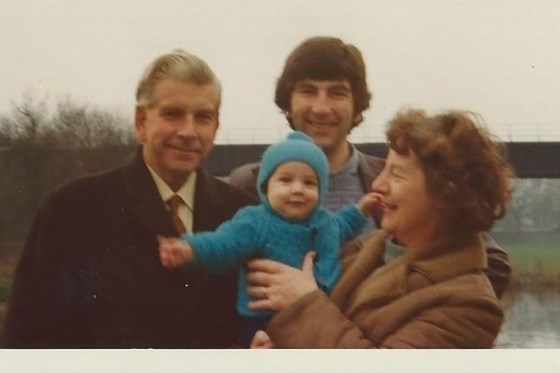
[2,0,559,144]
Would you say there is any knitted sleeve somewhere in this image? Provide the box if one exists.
[333,204,368,243]
[185,206,262,273]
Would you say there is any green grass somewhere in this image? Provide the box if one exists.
[492,231,560,276]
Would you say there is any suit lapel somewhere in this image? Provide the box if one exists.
[121,152,234,237]
[121,148,177,238]
[192,171,223,232]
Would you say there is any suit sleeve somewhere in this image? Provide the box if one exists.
[228,163,259,198]
[187,207,261,273]
[482,233,511,298]
[2,194,88,348]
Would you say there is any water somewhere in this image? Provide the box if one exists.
[496,289,560,348]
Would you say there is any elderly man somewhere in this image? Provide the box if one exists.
[2,50,256,348]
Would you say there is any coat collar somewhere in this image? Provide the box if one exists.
[190,168,228,232]
[409,234,487,284]
[332,230,487,313]
[121,147,249,237]
[121,147,182,238]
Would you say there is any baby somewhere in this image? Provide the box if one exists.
[158,131,379,346]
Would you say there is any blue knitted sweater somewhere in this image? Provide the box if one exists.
[185,203,367,317]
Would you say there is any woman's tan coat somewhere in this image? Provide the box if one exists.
[267,230,504,348]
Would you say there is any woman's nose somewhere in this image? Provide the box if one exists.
[371,173,387,193]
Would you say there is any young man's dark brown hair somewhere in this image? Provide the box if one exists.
[274,36,372,128]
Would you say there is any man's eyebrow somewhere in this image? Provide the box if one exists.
[328,84,351,91]
[196,108,218,114]
[159,106,183,113]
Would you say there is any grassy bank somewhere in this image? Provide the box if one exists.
[492,231,560,275]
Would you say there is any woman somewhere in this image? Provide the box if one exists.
[246,109,515,348]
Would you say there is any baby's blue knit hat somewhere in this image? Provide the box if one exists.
[257,131,329,208]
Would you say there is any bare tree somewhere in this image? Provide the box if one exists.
[497,179,560,232]
[2,92,49,145]
[0,93,136,246]
[50,98,135,148]
[0,115,17,147]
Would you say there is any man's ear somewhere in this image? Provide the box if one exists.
[353,113,364,127]
[349,113,364,132]
[134,105,147,143]
[283,110,295,130]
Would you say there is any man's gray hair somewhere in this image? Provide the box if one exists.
[136,49,221,108]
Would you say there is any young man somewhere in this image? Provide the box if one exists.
[230,36,511,297]
[229,36,383,213]
[2,50,256,348]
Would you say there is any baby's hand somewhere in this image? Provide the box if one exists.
[357,192,384,217]
[157,235,193,268]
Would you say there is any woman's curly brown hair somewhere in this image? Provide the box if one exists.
[387,109,515,233]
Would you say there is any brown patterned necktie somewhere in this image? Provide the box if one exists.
[167,195,186,234]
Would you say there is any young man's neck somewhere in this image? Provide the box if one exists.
[324,141,352,172]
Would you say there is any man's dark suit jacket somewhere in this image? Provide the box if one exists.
[2,149,256,348]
